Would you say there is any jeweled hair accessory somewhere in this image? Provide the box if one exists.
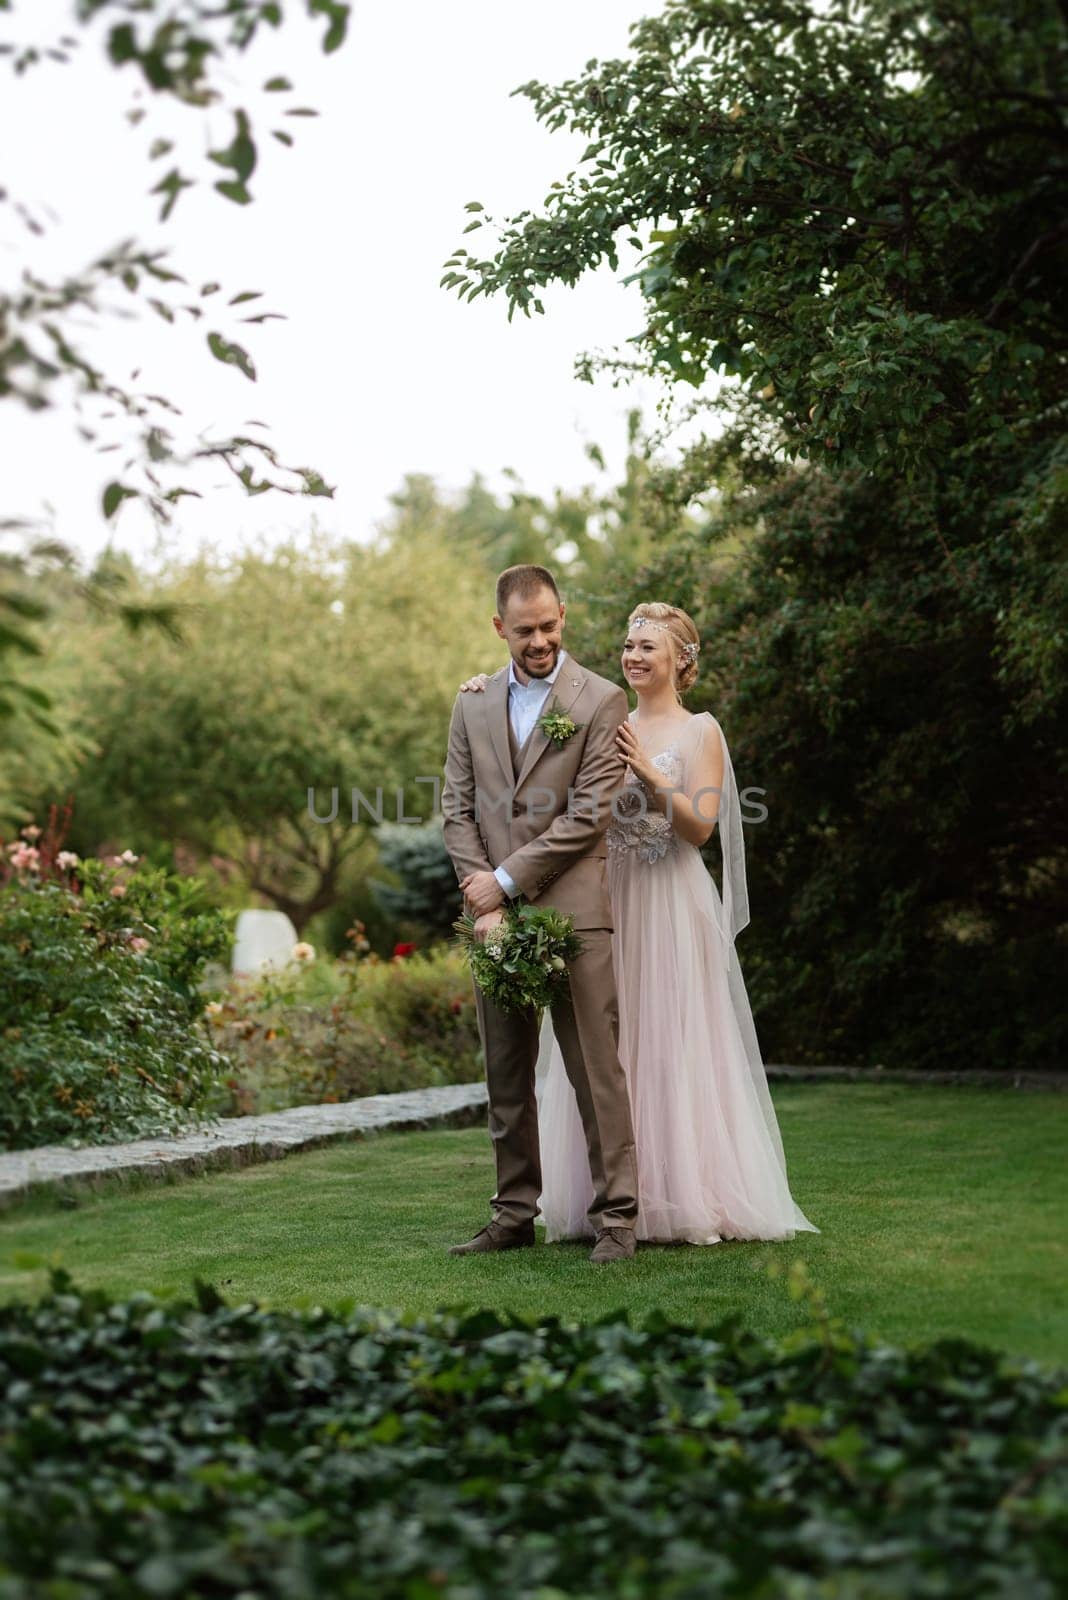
[630,616,700,666]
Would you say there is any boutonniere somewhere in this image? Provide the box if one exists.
[537,698,583,749]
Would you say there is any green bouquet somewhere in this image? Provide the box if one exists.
[454,903,583,1013]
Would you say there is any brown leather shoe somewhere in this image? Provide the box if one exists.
[448,1219,536,1256]
[589,1227,636,1264]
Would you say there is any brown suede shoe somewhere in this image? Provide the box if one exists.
[448,1219,536,1256]
[589,1227,636,1264]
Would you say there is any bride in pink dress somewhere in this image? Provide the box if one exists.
[462,601,817,1246]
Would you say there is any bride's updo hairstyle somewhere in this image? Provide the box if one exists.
[628,602,701,699]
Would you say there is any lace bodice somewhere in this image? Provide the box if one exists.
[606,744,684,864]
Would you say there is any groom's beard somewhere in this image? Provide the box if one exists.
[517,644,559,678]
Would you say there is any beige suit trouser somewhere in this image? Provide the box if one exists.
[473,927,639,1235]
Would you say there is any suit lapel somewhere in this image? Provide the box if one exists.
[482,668,514,788]
[515,661,588,791]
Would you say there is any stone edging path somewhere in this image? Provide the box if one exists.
[2,1067,1063,1210]
[0,1082,490,1210]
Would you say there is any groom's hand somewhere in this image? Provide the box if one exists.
[472,909,506,942]
[461,869,505,916]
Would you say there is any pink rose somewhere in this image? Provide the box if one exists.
[110,883,127,898]
[56,851,80,870]
[128,936,150,954]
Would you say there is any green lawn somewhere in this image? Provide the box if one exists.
[2,1083,1065,1364]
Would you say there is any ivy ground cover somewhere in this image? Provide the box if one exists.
[0,1269,1064,1599]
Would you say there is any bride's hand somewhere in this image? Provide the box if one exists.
[615,722,658,788]
[458,673,490,693]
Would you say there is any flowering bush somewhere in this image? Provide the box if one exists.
[0,819,233,1150]
[204,929,482,1115]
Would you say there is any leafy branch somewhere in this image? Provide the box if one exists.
[0,1,351,524]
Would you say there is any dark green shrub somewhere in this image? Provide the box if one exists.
[0,1268,1064,1598]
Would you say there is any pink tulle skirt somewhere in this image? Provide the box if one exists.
[535,838,818,1245]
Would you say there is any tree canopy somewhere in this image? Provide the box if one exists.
[37,516,500,931]
[449,1,1063,471]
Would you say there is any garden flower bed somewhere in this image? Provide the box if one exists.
[203,932,482,1118]
[1,816,481,1149]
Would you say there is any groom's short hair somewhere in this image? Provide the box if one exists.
[495,564,561,618]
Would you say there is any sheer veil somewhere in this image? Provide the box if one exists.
[697,713,750,971]
[693,713,801,1190]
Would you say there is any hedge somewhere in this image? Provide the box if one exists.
[0,1270,1064,1597]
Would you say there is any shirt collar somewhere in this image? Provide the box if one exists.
[508,648,568,692]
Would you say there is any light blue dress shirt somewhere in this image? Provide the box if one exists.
[493,649,568,901]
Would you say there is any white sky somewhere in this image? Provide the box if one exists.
[1,0,680,568]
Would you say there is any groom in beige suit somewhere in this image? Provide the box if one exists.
[442,564,639,1264]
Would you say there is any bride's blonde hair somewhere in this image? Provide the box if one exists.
[628,602,701,700]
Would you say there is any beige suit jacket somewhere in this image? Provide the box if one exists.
[442,658,629,930]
